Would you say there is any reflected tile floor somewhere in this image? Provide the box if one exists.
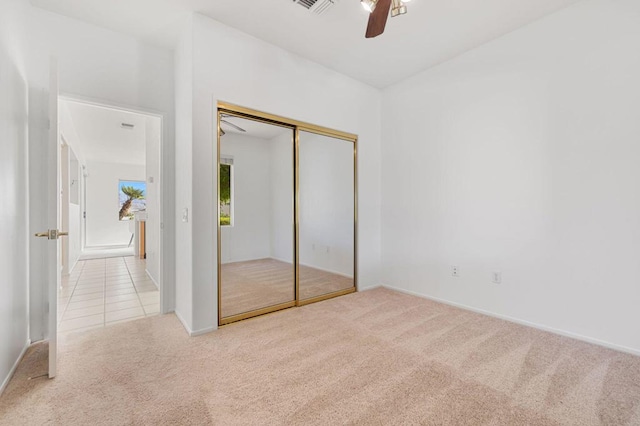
[58,256,160,334]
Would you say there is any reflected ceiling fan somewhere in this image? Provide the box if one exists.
[219,115,247,136]
[361,0,411,38]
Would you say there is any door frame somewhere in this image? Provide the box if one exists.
[58,93,170,314]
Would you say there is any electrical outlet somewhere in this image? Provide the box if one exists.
[451,266,459,277]
[182,208,189,223]
[492,271,502,284]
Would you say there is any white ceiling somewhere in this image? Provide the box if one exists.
[221,115,292,140]
[61,100,148,166]
[30,0,581,88]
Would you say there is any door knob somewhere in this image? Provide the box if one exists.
[35,230,68,240]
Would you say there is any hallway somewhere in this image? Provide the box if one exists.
[58,257,159,333]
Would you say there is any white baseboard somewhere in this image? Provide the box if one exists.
[174,310,191,335]
[0,340,30,396]
[84,244,130,249]
[173,311,217,337]
[190,325,217,336]
[299,261,353,279]
[358,284,383,292]
[221,257,353,280]
[221,255,271,265]
[68,258,79,275]
[268,256,291,264]
[267,257,354,279]
[145,269,159,290]
[382,284,640,357]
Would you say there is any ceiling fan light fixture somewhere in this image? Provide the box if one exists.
[390,0,407,17]
[361,0,377,13]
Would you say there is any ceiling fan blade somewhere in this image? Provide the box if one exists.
[221,119,246,132]
[365,0,392,39]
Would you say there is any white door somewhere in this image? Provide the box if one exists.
[35,57,62,378]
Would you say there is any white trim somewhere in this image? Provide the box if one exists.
[60,92,172,315]
[382,284,640,357]
[68,258,79,275]
[220,257,353,279]
[59,94,165,119]
[174,310,192,335]
[145,269,159,290]
[358,284,383,292]
[173,311,216,337]
[221,255,274,265]
[83,244,132,249]
[299,261,353,279]
[269,256,293,265]
[0,340,30,396]
[269,256,354,279]
[190,325,217,337]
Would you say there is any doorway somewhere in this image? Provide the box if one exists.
[56,98,163,333]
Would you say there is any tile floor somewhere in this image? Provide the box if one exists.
[58,256,160,333]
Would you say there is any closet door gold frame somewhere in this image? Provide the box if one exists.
[217,101,358,326]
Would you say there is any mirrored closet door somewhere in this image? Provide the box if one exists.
[218,114,296,324]
[217,104,357,326]
[298,131,356,303]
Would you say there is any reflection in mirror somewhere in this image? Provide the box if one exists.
[219,115,294,319]
[299,131,355,300]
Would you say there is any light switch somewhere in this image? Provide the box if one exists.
[182,208,189,223]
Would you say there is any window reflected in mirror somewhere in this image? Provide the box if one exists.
[219,161,232,226]
[219,114,295,319]
[217,105,357,325]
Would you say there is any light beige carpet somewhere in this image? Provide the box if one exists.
[1,288,640,425]
[221,258,353,318]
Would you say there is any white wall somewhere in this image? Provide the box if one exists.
[68,204,81,269]
[174,17,194,329]
[60,143,70,272]
[67,149,81,272]
[382,0,640,353]
[60,143,82,275]
[26,5,176,340]
[221,129,354,276]
[59,102,88,165]
[0,0,30,394]
[269,131,295,264]
[174,13,382,333]
[85,161,145,247]
[60,105,88,273]
[220,133,273,263]
[299,132,355,277]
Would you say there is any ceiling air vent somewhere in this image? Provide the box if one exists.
[293,0,339,15]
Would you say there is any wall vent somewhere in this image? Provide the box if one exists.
[293,0,339,15]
